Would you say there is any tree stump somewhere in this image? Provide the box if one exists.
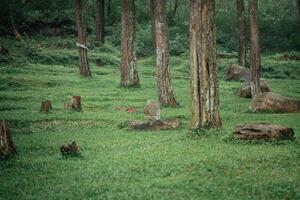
[250,92,300,113]
[235,80,270,98]
[60,141,80,156]
[144,100,160,121]
[71,96,81,111]
[127,119,180,131]
[233,123,294,140]
[0,120,17,159]
[40,100,52,112]
[225,64,251,82]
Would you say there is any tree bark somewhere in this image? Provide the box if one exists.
[153,0,177,106]
[0,121,16,159]
[150,0,156,52]
[236,0,246,66]
[75,0,91,76]
[189,0,221,129]
[96,0,105,43]
[249,0,261,99]
[120,0,140,87]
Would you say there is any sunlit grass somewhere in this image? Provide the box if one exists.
[0,37,299,200]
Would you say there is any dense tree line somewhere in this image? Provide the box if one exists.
[0,0,299,54]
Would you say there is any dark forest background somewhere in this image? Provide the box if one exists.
[1,0,299,56]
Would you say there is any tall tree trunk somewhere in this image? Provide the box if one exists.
[236,0,246,66]
[75,0,91,76]
[96,0,105,43]
[153,0,177,106]
[120,0,140,87]
[171,0,178,20]
[150,0,156,53]
[189,0,221,129]
[108,0,112,16]
[297,0,300,27]
[249,0,261,99]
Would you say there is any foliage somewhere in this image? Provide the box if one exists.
[0,0,299,55]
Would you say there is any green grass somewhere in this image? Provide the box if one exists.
[0,37,299,200]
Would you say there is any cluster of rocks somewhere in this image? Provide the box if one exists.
[226,64,298,141]
[127,100,180,131]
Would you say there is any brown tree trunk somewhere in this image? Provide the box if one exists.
[96,0,105,43]
[75,0,91,76]
[249,0,261,99]
[153,0,177,106]
[150,0,156,52]
[236,0,246,66]
[120,0,140,87]
[0,120,16,159]
[189,0,221,129]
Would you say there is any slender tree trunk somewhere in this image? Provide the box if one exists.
[297,0,300,27]
[153,0,177,106]
[170,0,179,22]
[108,0,112,16]
[236,0,246,66]
[96,0,105,43]
[189,0,221,129]
[120,0,140,87]
[150,0,156,53]
[249,0,261,99]
[75,0,91,76]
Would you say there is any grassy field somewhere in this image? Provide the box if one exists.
[0,37,299,200]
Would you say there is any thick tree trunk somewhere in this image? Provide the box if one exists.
[96,0,105,43]
[150,0,156,52]
[75,0,91,76]
[153,0,177,106]
[236,0,246,66]
[249,0,261,99]
[120,0,140,87]
[189,0,221,129]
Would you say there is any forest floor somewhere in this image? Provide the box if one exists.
[0,37,300,199]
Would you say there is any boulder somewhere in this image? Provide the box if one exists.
[235,80,270,98]
[128,119,180,131]
[233,123,294,140]
[225,64,251,82]
[250,92,300,113]
[0,120,17,159]
[144,100,160,121]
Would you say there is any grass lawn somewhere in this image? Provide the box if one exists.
[0,38,299,200]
